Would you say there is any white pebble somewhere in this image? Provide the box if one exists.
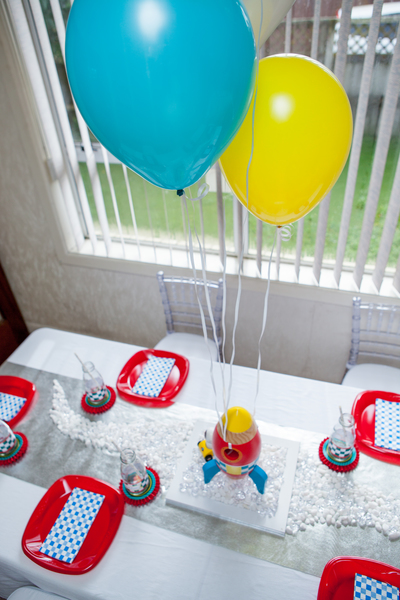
[286,526,294,535]
[50,381,400,541]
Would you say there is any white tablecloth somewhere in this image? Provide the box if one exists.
[0,328,363,600]
[8,328,359,434]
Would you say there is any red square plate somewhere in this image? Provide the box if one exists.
[22,475,124,574]
[117,349,189,408]
[318,556,400,599]
[0,375,37,428]
[352,390,400,465]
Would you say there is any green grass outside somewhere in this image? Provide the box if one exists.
[79,135,400,267]
[79,164,236,252]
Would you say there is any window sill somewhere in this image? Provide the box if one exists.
[57,238,400,307]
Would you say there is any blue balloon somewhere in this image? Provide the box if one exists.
[66,0,256,190]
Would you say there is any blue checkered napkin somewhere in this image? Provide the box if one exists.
[375,398,400,451]
[132,355,176,398]
[354,573,399,600]
[39,487,105,563]
[0,392,26,422]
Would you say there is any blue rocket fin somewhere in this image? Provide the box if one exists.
[202,459,220,484]
[249,465,268,494]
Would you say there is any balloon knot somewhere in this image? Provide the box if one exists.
[177,189,184,197]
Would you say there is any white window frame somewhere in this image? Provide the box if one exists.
[5,0,400,300]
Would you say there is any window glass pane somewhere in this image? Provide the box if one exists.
[33,0,400,287]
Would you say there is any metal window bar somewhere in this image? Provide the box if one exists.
[310,0,321,58]
[285,8,292,53]
[271,8,293,280]
[47,0,98,255]
[180,196,190,267]
[77,121,112,255]
[255,43,268,276]
[122,164,141,258]
[234,198,244,260]
[101,146,126,257]
[295,0,321,280]
[294,220,303,281]
[372,151,400,291]
[6,0,77,251]
[353,26,400,288]
[48,0,123,256]
[256,219,263,275]
[20,0,85,251]
[276,228,282,279]
[28,0,110,254]
[215,162,226,268]
[66,0,113,257]
[198,197,207,271]
[161,189,173,265]
[143,180,156,262]
[334,0,384,287]
[393,240,400,292]
[313,0,353,284]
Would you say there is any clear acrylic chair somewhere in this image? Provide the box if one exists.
[155,271,224,361]
[342,296,400,392]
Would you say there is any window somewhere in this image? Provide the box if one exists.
[6,0,400,297]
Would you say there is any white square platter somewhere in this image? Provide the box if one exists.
[166,420,300,536]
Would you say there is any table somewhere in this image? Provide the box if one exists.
[0,328,369,600]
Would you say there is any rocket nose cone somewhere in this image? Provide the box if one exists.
[222,406,253,433]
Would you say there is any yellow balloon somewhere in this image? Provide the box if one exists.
[219,54,353,226]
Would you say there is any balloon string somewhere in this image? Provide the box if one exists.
[177,1,264,436]
[224,0,264,437]
[279,224,293,241]
[220,193,228,369]
[245,0,263,211]
[253,227,277,417]
[257,0,264,54]
[225,211,247,440]
[252,223,292,416]
[182,189,228,440]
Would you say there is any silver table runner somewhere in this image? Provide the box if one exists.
[1,361,400,577]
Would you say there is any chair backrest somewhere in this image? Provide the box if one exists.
[157,271,224,351]
[347,296,400,369]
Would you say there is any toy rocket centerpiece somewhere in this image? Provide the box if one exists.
[201,407,268,494]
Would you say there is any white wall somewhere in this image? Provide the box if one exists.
[0,6,385,385]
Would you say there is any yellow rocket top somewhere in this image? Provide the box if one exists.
[221,407,253,433]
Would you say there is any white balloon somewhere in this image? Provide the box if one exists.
[241,0,295,47]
